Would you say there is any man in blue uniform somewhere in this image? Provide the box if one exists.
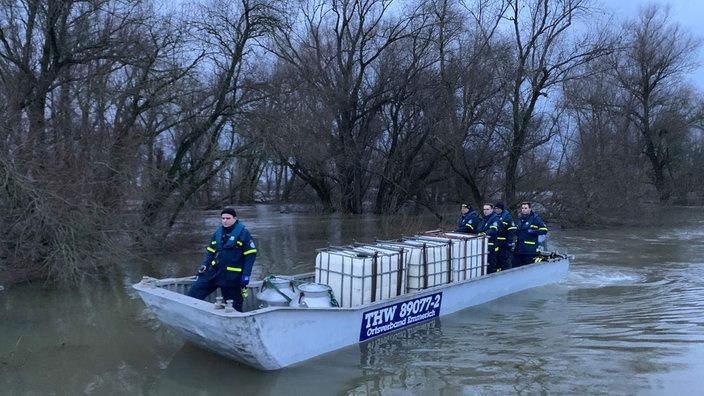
[513,202,548,268]
[455,202,479,234]
[188,207,257,312]
[477,203,500,273]
[494,201,515,271]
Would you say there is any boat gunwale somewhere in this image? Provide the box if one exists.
[134,254,570,317]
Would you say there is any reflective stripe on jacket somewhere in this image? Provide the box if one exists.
[514,212,547,255]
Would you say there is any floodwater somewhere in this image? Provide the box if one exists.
[2,205,703,395]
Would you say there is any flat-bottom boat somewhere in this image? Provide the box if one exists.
[134,231,569,371]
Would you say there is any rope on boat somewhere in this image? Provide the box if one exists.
[325,286,340,307]
[261,275,296,303]
[289,278,340,307]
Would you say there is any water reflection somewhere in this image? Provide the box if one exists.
[359,319,444,367]
[342,285,574,395]
[152,337,366,395]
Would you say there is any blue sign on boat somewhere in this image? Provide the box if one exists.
[359,292,442,341]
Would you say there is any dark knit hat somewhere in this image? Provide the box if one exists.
[494,201,504,210]
[461,202,471,209]
[221,207,237,217]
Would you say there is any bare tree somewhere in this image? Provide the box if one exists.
[137,0,286,238]
[0,0,164,281]
[0,0,149,178]
[501,0,609,208]
[268,0,412,213]
[610,4,702,203]
[559,70,649,222]
[369,34,443,215]
[249,61,341,211]
[423,0,511,207]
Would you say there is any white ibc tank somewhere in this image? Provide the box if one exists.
[315,246,404,308]
[352,244,406,297]
[416,232,487,281]
[256,275,298,307]
[379,239,450,292]
[289,283,335,308]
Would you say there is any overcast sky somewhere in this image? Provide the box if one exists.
[164,0,704,89]
[604,0,704,89]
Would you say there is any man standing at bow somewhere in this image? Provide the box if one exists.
[188,207,257,312]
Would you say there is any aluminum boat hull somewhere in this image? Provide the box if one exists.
[133,255,569,370]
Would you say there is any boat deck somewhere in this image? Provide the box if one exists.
[141,273,317,312]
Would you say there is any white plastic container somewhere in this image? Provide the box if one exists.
[377,239,451,292]
[315,246,404,308]
[351,244,407,297]
[415,231,487,281]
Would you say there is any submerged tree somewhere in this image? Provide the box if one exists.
[137,0,287,240]
[610,4,703,203]
[422,0,511,207]
[0,0,161,280]
[267,0,412,213]
[501,0,610,208]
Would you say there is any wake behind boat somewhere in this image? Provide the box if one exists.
[133,231,570,370]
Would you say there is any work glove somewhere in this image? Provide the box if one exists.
[527,229,536,234]
[198,264,208,274]
[509,243,515,252]
[241,275,250,287]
